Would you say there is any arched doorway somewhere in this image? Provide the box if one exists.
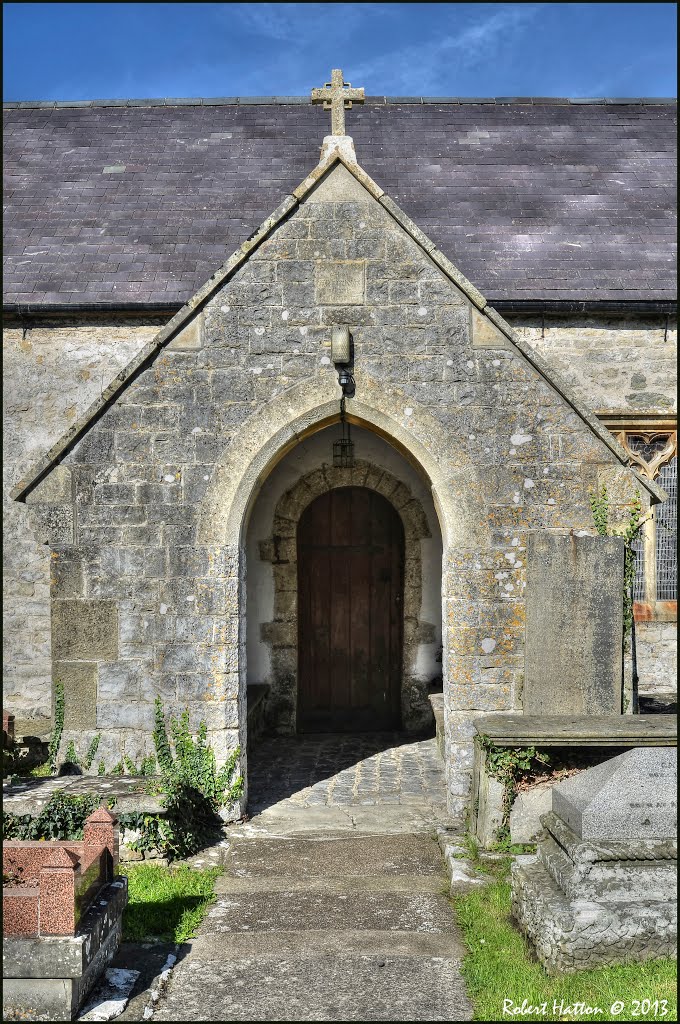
[297,487,405,732]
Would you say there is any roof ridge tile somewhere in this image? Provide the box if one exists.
[3,96,677,110]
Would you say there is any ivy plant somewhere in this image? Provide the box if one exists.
[3,698,243,862]
[479,735,550,832]
[48,681,65,770]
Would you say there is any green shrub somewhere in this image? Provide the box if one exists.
[145,698,243,860]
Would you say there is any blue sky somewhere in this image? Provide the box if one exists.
[3,3,677,100]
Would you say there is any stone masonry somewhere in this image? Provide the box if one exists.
[3,317,165,723]
[9,148,656,818]
[509,316,677,416]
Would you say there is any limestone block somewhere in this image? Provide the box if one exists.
[509,782,553,844]
[50,547,84,599]
[167,314,203,351]
[475,768,505,847]
[28,504,75,545]
[52,600,118,662]
[306,163,373,204]
[53,662,98,729]
[315,261,365,305]
[470,307,510,350]
[523,532,624,715]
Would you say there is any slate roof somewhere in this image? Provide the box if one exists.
[3,97,676,309]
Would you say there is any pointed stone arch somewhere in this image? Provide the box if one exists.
[258,457,436,735]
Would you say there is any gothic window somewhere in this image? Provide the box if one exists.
[603,420,677,614]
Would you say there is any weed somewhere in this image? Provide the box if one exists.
[590,484,643,648]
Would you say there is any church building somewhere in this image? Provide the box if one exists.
[3,75,676,816]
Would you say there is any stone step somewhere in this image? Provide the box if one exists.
[229,803,454,838]
[188,928,466,960]
[201,888,457,935]
[222,833,447,879]
[153,951,472,1021]
[214,873,445,895]
[193,929,464,958]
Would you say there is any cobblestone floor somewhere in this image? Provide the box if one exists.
[247,733,448,815]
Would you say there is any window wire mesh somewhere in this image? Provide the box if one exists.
[656,456,677,601]
[631,533,646,602]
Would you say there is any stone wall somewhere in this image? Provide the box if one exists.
[637,620,677,695]
[4,311,676,732]
[3,318,165,723]
[507,315,677,415]
[13,161,651,818]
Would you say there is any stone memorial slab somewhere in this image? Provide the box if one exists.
[315,261,366,305]
[523,532,624,715]
[552,746,677,840]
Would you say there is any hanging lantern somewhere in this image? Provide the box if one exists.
[333,397,354,467]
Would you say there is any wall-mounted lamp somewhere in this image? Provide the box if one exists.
[331,326,355,398]
[331,326,351,365]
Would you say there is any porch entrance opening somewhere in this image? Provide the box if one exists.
[297,486,404,732]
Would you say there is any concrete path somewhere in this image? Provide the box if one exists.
[154,832,472,1021]
[154,734,472,1021]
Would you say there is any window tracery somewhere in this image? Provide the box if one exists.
[600,418,677,614]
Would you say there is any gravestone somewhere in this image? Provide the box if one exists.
[553,746,677,840]
[523,533,624,714]
[511,746,677,973]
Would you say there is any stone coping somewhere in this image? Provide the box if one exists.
[3,776,165,817]
[473,714,677,747]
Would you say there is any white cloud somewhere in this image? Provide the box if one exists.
[350,4,544,93]
[224,3,382,43]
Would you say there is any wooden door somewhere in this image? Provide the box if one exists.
[297,487,404,732]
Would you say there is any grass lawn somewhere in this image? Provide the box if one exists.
[452,861,677,1022]
[120,863,221,944]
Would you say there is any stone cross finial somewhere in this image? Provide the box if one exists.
[311,68,364,136]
